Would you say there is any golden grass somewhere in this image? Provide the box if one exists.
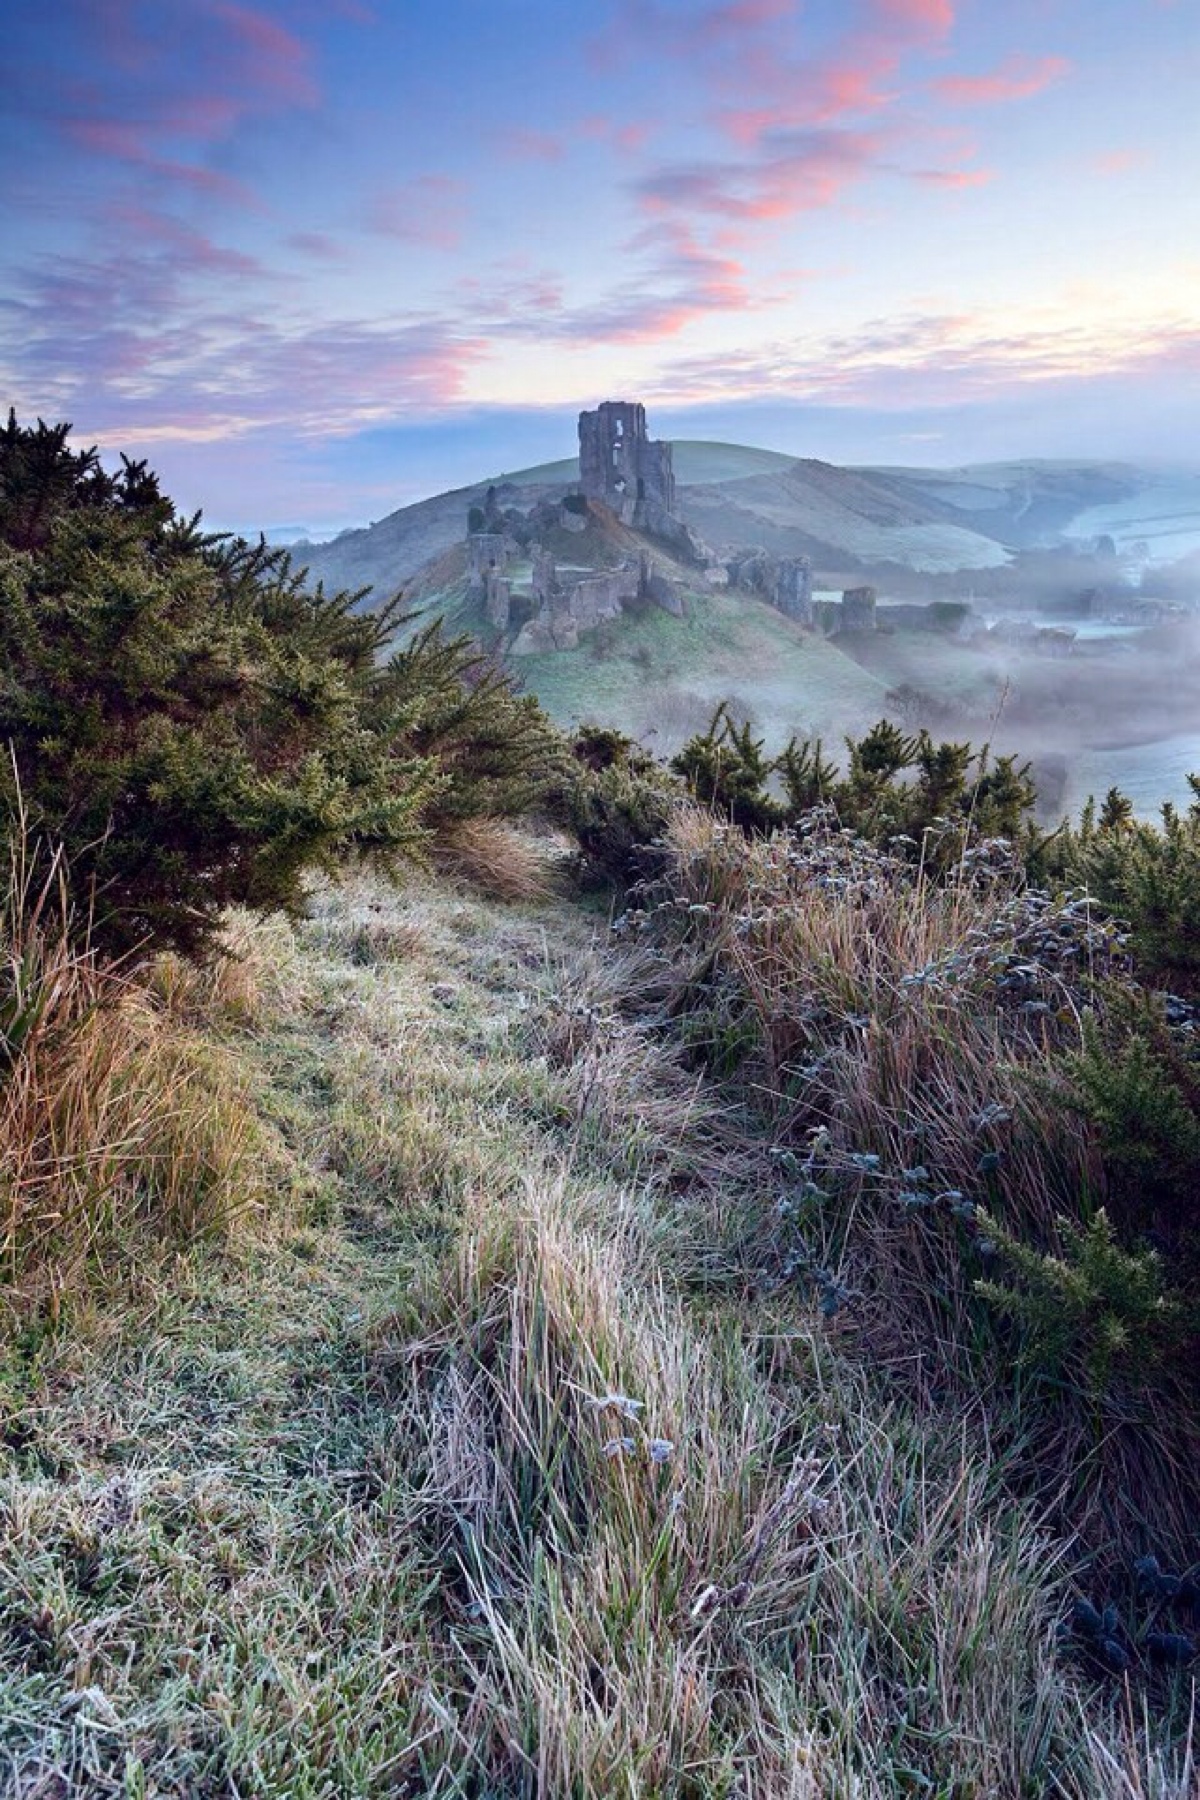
[0,837,265,1318]
[432,816,562,903]
[639,808,1200,1556]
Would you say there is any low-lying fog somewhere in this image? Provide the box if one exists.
[892,617,1200,823]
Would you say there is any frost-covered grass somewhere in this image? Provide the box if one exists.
[0,867,1195,1796]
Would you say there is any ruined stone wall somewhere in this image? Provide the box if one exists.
[467,532,509,596]
[841,586,878,633]
[772,557,813,624]
[483,571,511,629]
[509,547,684,655]
[726,549,813,625]
[578,400,677,529]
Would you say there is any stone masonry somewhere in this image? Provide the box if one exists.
[726,550,813,625]
[578,401,677,531]
[510,547,683,655]
[841,585,878,633]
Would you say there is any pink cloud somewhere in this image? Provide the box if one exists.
[604,0,969,255]
[368,176,467,250]
[63,117,256,203]
[460,221,757,349]
[580,115,654,155]
[591,0,798,69]
[1091,147,1151,176]
[910,166,995,188]
[934,54,1069,106]
[3,230,483,442]
[211,4,319,105]
[656,310,1200,411]
[637,128,884,226]
[499,128,565,162]
[872,0,954,36]
[18,0,323,204]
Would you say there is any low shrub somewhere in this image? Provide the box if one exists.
[621,806,1200,1550]
[0,415,562,962]
[552,725,681,887]
[1064,788,1200,992]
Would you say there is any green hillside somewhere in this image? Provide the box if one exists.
[508,585,888,752]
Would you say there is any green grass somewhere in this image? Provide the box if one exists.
[0,870,1195,1796]
[517,587,889,754]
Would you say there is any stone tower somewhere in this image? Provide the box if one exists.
[578,401,677,530]
[772,557,813,625]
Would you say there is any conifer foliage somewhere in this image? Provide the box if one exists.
[0,416,559,959]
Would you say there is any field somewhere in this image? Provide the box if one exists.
[1,860,1196,1797]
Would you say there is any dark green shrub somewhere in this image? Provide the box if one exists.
[671,704,784,832]
[975,1208,1185,1393]
[0,416,559,960]
[552,725,679,886]
[1066,789,1200,991]
[1055,1006,1200,1275]
[374,623,565,831]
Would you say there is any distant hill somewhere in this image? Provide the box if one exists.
[294,443,1200,605]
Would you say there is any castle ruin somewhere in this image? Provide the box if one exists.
[509,545,684,655]
[578,401,677,533]
[466,531,514,629]
[726,550,813,625]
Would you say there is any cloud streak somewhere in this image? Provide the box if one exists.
[367,175,467,249]
[11,0,322,203]
[933,54,1069,106]
[655,308,1200,410]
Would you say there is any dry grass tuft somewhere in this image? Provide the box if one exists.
[147,908,303,1028]
[0,834,266,1317]
[646,808,1104,1299]
[433,817,561,904]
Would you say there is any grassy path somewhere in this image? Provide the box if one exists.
[0,877,1185,1796]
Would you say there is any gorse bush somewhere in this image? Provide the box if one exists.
[1065,786,1200,992]
[553,724,681,886]
[664,706,1042,867]
[378,623,565,834]
[671,704,784,832]
[0,415,561,960]
[975,1207,1185,1393]
[1054,1003,1200,1287]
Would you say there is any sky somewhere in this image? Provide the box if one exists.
[3,0,1197,534]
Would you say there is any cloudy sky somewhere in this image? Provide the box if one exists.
[3,0,1197,532]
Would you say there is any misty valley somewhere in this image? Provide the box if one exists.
[296,411,1200,826]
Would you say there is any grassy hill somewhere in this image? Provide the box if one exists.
[295,442,1200,609]
[509,585,889,754]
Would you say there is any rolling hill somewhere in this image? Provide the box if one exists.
[288,440,1200,799]
[293,442,1197,606]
